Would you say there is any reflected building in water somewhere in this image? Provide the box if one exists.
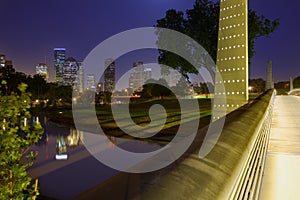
[55,135,68,160]
[55,128,83,160]
[67,128,81,146]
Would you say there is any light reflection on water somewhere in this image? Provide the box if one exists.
[27,116,162,199]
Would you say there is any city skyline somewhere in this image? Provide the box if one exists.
[1,2,299,198]
[0,0,299,82]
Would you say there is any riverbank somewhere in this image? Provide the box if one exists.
[31,99,212,143]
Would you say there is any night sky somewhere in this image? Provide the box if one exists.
[0,0,299,82]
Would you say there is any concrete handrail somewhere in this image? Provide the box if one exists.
[225,89,275,200]
[74,90,276,200]
[138,89,276,200]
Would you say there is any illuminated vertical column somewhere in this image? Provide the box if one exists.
[266,60,274,90]
[290,77,294,91]
[214,0,248,119]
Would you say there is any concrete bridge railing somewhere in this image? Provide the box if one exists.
[74,89,276,200]
[137,89,276,200]
[288,88,300,96]
[225,89,276,200]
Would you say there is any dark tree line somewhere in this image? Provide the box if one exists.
[249,78,265,93]
[155,0,280,77]
[294,76,300,89]
[0,66,72,106]
[140,77,214,99]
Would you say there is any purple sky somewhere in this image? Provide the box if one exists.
[0,0,299,82]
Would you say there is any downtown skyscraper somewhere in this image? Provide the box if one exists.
[77,62,84,94]
[129,62,152,92]
[63,57,79,85]
[54,48,66,84]
[104,58,115,92]
[86,74,96,91]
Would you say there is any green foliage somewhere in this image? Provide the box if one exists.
[274,81,290,95]
[199,82,209,95]
[248,10,280,60]
[155,0,280,76]
[0,66,73,106]
[27,74,48,100]
[0,66,28,95]
[293,76,300,89]
[103,91,112,103]
[141,79,173,99]
[0,82,43,199]
[249,78,266,93]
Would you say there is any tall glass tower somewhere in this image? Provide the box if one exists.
[77,62,84,94]
[63,57,79,85]
[104,58,115,92]
[54,48,66,84]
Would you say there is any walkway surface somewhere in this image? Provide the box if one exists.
[259,95,300,200]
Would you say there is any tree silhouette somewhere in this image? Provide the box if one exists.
[155,0,280,77]
[142,78,172,99]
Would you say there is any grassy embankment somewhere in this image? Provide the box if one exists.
[32,99,212,141]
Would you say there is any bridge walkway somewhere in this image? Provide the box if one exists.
[259,95,300,200]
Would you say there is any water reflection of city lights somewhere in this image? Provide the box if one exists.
[55,135,68,160]
[67,128,81,146]
[107,136,116,150]
[55,154,68,160]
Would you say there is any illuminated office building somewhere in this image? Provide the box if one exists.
[54,48,66,84]
[104,58,115,92]
[129,62,152,91]
[144,67,152,82]
[63,57,79,85]
[86,74,96,91]
[77,62,84,94]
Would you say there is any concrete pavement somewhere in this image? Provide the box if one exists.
[259,95,300,200]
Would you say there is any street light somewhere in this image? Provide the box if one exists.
[248,86,253,92]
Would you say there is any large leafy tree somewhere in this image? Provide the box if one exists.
[27,74,48,100]
[155,0,280,77]
[0,66,28,95]
[293,76,300,89]
[249,78,266,93]
[0,82,43,199]
[142,79,172,99]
